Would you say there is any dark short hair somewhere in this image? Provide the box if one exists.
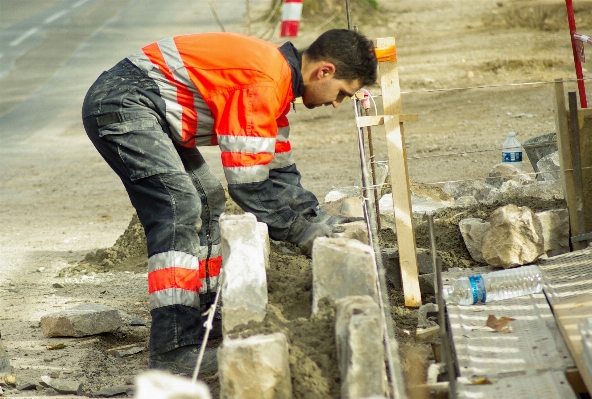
[303,29,377,87]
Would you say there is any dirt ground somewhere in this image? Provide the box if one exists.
[0,0,587,397]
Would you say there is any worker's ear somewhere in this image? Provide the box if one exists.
[315,62,336,80]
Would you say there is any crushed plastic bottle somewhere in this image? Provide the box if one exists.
[443,265,543,305]
[502,131,523,170]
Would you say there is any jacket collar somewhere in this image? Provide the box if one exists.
[278,42,304,98]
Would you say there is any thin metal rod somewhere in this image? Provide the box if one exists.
[565,0,588,107]
[345,0,352,30]
[365,108,382,231]
[354,98,407,399]
[427,214,457,399]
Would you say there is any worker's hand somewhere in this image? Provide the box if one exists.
[296,223,335,256]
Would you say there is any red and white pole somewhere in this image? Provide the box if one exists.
[565,0,588,108]
[280,0,302,38]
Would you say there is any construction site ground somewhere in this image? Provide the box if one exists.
[0,0,590,397]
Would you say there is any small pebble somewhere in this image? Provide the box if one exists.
[52,283,65,288]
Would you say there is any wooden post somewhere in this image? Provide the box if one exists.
[554,80,585,250]
[568,92,588,249]
[377,37,421,308]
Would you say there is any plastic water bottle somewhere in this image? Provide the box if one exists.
[443,265,543,305]
[502,131,523,170]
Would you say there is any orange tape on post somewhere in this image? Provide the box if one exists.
[375,45,396,62]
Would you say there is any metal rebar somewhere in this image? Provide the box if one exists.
[365,108,382,231]
[354,98,407,399]
[345,0,352,30]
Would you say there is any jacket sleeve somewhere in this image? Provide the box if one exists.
[216,87,311,242]
[267,109,319,220]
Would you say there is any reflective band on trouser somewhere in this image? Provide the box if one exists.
[148,250,222,309]
[280,0,302,38]
[221,152,273,184]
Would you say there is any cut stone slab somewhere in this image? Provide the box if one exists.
[481,204,544,268]
[135,370,211,399]
[325,186,361,203]
[537,151,560,181]
[485,162,534,188]
[256,222,270,269]
[39,376,82,395]
[220,213,267,336]
[218,333,292,399]
[40,303,122,338]
[536,209,569,257]
[333,220,368,245]
[458,218,490,264]
[312,238,378,314]
[335,296,388,399]
[442,179,495,201]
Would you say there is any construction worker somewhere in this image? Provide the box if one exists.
[82,29,377,375]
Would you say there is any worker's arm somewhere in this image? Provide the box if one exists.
[216,87,318,244]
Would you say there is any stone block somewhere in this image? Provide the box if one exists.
[419,273,435,295]
[442,180,495,201]
[325,186,361,203]
[0,341,11,374]
[335,296,388,399]
[312,238,378,314]
[338,197,364,218]
[487,179,563,203]
[333,220,368,245]
[536,209,570,257]
[455,196,477,207]
[458,218,490,264]
[485,163,534,188]
[218,333,292,399]
[381,248,401,289]
[537,151,560,181]
[379,193,452,232]
[40,303,122,338]
[256,222,270,269]
[220,213,267,335]
[39,376,82,395]
[135,370,211,399]
[481,204,544,268]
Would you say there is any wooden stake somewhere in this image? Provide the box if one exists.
[568,92,588,249]
[378,37,421,308]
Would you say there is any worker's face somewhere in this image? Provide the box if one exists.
[302,65,361,109]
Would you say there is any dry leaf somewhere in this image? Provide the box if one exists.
[485,314,515,332]
[471,377,492,385]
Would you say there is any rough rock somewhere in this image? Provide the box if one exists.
[419,274,435,295]
[536,209,570,257]
[16,382,36,391]
[0,341,11,374]
[39,376,82,395]
[220,213,267,336]
[337,196,364,218]
[335,296,388,399]
[106,344,144,357]
[487,179,563,203]
[94,385,129,397]
[135,370,211,399]
[325,186,361,203]
[537,151,560,181]
[40,303,122,338]
[333,220,368,244]
[442,180,495,201]
[218,333,292,399]
[379,193,452,232]
[455,196,477,207]
[382,248,401,289]
[485,162,534,188]
[312,238,378,314]
[458,218,491,264]
[481,204,544,268]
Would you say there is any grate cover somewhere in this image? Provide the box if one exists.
[538,247,592,304]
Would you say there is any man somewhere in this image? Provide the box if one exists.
[82,29,377,375]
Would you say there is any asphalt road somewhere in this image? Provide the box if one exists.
[0,0,253,143]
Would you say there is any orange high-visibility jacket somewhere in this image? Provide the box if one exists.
[127,33,315,242]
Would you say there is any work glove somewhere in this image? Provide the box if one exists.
[296,223,335,256]
[325,215,364,226]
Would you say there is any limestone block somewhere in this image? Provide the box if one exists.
[312,238,378,314]
[333,220,368,244]
[458,218,490,264]
[335,296,388,399]
[256,222,270,269]
[338,196,364,218]
[220,213,267,335]
[487,179,563,203]
[536,209,570,257]
[481,204,544,268]
[218,333,292,399]
[40,303,122,338]
[485,163,534,188]
[537,151,560,181]
[442,180,495,201]
[135,370,211,399]
[39,376,82,395]
[325,186,361,203]
[499,179,522,192]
